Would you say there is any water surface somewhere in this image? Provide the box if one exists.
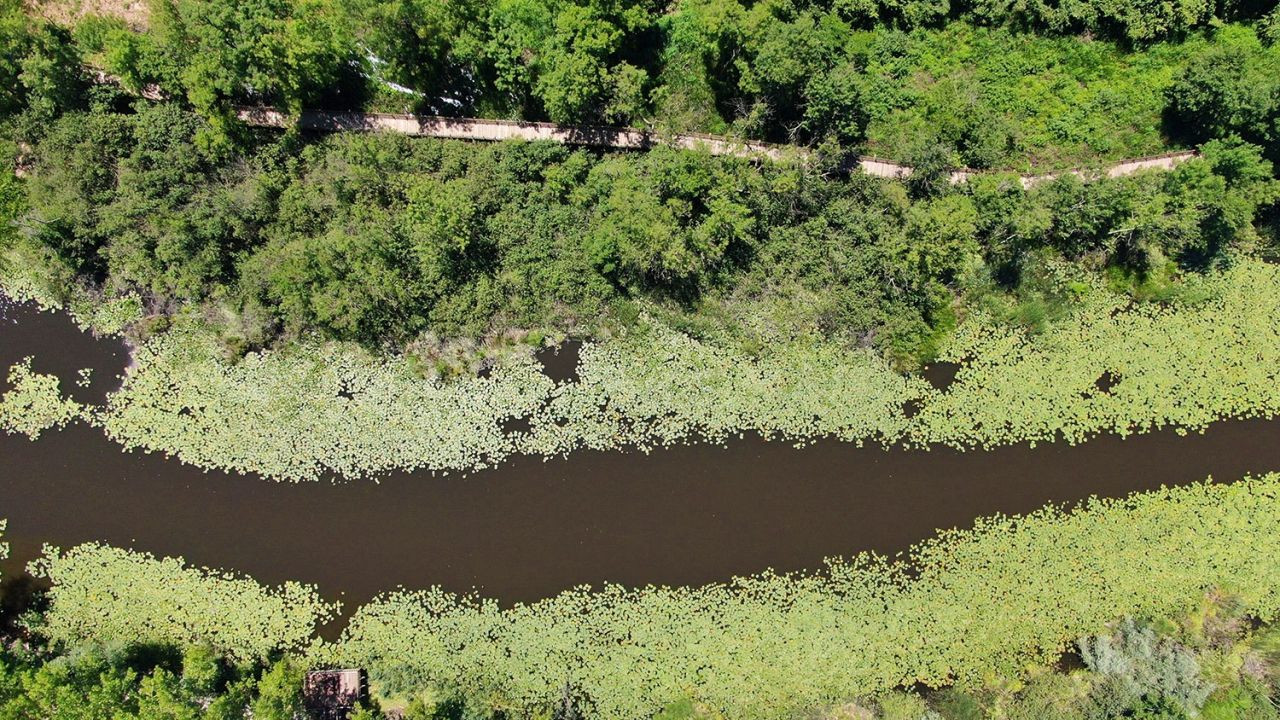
[2,299,1278,611]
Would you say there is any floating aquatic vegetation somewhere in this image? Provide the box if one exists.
[0,245,143,336]
[8,259,1280,480]
[518,326,928,457]
[24,476,1280,718]
[70,293,144,336]
[0,358,82,438]
[90,314,925,480]
[94,327,555,480]
[31,543,337,662]
[910,258,1280,447]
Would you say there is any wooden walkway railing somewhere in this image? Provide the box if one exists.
[235,107,1199,186]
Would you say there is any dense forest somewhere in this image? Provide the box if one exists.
[5,0,1280,370]
[0,646,332,720]
[3,0,1280,360]
[10,107,1278,367]
[14,0,1280,151]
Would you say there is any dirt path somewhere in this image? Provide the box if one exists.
[950,152,1200,187]
[240,106,1197,185]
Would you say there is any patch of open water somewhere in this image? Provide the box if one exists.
[1,298,1278,617]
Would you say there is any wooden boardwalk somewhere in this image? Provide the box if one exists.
[237,107,794,160]
[236,107,1198,186]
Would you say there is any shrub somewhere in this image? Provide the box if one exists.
[929,689,984,720]
[1079,618,1214,714]
[878,692,934,720]
[1002,672,1093,720]
[1200,679,1280,720]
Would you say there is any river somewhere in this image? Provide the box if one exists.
[2,297,1279,613]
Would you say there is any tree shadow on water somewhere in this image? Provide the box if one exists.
[0,571,49,640]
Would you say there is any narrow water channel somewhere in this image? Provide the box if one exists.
[2,298,1279,612]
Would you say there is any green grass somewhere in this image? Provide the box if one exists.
[858,24,1250,170]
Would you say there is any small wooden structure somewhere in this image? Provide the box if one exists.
[303,668,368,720]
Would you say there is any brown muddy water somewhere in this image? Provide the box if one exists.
[2,297,1280,615]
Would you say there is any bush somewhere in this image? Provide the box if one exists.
[930,689,985,720]
[878,692,934,720]
[1079,618,1214,714]
[1002,672,1093,720]
[1200,679,1280,720]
